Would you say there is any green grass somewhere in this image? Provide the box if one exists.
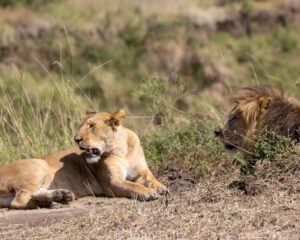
[0,0,299,177]
[143,119,225,176]
[0,73,227,178]
[0,0,33,7]
[0,76,84,163]
[209,27,300,96]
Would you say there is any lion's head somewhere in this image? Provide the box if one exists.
[74,109,126,163]
[215,86,285,152]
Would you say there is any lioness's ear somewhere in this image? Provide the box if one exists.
[258,97,271,114]
[107,110,126,128]
[113,110,126,121]
[85,109,97,118]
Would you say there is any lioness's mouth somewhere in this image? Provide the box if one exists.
[81,147,101,157]
[79,146,86,151]
[91,148,101,156]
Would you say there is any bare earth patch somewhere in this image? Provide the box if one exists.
[0,169,299,240]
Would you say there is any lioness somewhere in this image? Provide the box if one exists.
[215,86,300,160]
[0,110,167,209]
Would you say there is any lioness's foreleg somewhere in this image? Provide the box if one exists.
[135,169,168,195]
[31,188,75,204]
[100,158,158,201]
[105,179,158,201]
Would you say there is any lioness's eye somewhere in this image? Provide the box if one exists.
[88,122,95,128]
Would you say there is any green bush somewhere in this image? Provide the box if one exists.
[233,153,256,175]
[254,129,294,161]
[251,129,299,177]
[135,76,189,124]
[236,42,252,63]
[80,46,110,63]
[0,0,56,7]
[143,120,225,176]
[0,0,31,7]
[273,27,298,53]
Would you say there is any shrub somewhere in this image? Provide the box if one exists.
[0,0,56,8]
[143,120,225,176]
[273,27,298,53]
[254,129,294,161]
[135,76,190,125]
[0,0,32,7]
[236,42,252,63]
[231,129,298,176]
[251,129,300,177]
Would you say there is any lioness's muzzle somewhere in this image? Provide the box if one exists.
[83,147,101,157]
[91,148,101,156]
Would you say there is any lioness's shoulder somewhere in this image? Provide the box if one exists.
[125,128,141,145]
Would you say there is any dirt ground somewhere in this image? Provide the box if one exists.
[0,167,299,240]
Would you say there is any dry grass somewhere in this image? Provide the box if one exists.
[0,170,299,240]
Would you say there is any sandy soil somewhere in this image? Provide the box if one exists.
[0,167,299,240]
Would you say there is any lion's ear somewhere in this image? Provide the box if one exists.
[258,97,271,114]
[106,110,126,128]
[85,109,97,118]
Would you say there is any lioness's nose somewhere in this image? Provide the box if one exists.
[214,127,222,137]
[74,136,83,145]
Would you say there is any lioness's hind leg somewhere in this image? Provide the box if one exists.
[11,191,41,209]
[0,195,14,208]
[32,189,75,204]
[136,169,169,195]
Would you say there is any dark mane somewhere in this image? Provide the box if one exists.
[234,86,284,103]
[235,86,300,141]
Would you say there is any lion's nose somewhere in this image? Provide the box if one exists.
[74,136,83,145]
[214,127,222,137]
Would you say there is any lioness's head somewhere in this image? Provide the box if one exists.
[74,109,126,163]
[214,86,282,151]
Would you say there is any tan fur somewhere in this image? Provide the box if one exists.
[215,86,300,158]
[0,110,167,209]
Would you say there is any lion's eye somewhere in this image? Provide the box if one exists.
[88,122,95,128]
[228,116,236,125]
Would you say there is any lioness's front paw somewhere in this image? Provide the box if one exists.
[53,189,75,204]
[137,191,158,201]
[155,184,169,195]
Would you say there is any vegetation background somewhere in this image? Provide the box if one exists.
[0,0,299,239]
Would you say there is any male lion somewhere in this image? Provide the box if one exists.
[0,110,167,209]
[214,86,300,160]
